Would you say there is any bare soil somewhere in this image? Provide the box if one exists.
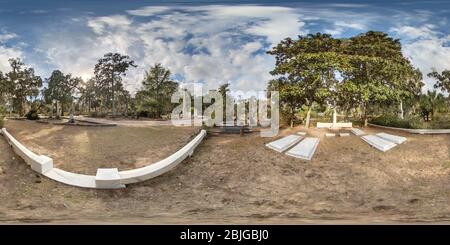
[1,120,450,224]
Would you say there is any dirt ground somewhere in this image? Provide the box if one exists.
[1,120,450,224]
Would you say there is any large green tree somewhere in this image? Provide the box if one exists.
[5,58,42,116]
[136,64,178,118]
[94,53,136,117]
[267,33,350,127]
[43,70,81,118]
[341,31,423,125]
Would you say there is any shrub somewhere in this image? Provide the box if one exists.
[430,120,450,129]
[25,108,40,120]
[369,115,422,129]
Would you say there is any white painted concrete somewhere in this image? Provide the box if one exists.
[285,137,320,160]
[2,128,53,174]
[118,130,207,184]
[340,133,350,137]
[297,132,307,136]
[44,168,97,188]
[361,135,397,152]
[265,135,303,153]
[325,133,336,137]
[350,128,366,136]
[317,122,353,128]
[376,132,407,144]
[2,128,207,189]
[95,168,125,189]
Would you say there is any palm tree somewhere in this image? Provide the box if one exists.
[419,90,446,121]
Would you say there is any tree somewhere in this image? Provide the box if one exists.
[43,70,81,118]
[428,69,450,94]
[5,58,42,116]
[0,71,8,125]
[136,64,178,118]
[268,78,305,127]
[94,53,136,117]
[267,33,349,128]
[419,90,446,121]
[79,78,100,114]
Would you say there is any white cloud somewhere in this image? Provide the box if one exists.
[402,36,450,91]
[390,25,450,91]
[390,25,436,39]
[126,6,169,16]
[36,5,305,94]
[0,31,22,72]
[28,4,450,95]
[87,15,132,34]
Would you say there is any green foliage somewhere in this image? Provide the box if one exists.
[370,115,422,129]
[94,53,136,117]
[135,64,178,118]
[43,70,81,118]
[25,107,40,120]
[267,31,423,126]
[429,69,450,93]
[418,90,446,121]
[3,58,43,115]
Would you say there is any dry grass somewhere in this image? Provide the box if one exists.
[1,120,450,224]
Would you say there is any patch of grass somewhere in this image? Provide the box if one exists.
[369,115,423,129]
[442,161,450,169]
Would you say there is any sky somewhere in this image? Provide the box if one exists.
[0,0,449,94]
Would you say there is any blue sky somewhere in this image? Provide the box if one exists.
[0,0,449,93]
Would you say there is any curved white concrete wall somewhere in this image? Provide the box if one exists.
[1,128,206,189]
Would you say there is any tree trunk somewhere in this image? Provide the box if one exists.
[305,105,312,128]
[111,74,116,118]
[363,103,368,127]
[332,106,337,126]
[399,100,404,119]
[125,97,128,117]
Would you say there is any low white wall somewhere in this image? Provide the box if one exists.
[368,123,450,134]
[317,122,353,128]
[1,128,206,189]
[118,130,207,184]
[1,128,53,174]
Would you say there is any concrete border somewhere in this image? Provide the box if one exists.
[368,123,450,134]
[1,128,206,189]
[317,122,353,128]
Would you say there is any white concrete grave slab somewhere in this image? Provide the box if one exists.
[340,133,350,137]
[297,132,307,136]
[376,132,407,144]
[285,137,319,160]
[95,168,125,189]
[350,128,366,136]
[325,133,336,137]
[265,135,304,153]
[361,135,397,152]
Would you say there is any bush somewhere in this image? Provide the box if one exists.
[430,120,450,129]
[25,108,40,120]
[369,115,422,129]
